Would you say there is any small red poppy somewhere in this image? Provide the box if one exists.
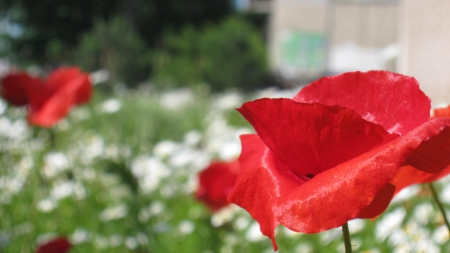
[1,67,92,127]
[228,71,450,250]
[195,160,239,212]
[433,105,450,118]
[36,237,71,253]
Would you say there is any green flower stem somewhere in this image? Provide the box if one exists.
[342,222,353,253]
[429,183,450,233]
[48,127,56,149]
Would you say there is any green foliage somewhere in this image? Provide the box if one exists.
[74,16,153,88]
[1,0,233,65]
[132,0,233,47]
[1,0,122,63]
[152,16,273,91]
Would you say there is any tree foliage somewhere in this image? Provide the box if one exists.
[1,0,233,64]
[152,17,273,91]
[74,16,153,88]
[1,0,122,63]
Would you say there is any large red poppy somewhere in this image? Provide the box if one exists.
[1,67,92,127]
[228,71,450,250]
[36,237,71,253]
[195,160,239,212]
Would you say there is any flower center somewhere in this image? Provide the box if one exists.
[306,174,315,179]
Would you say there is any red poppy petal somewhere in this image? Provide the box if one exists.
[75,74,92,105]
[1,72,41,106]
[28,90,77,127]
[402,126,450,173]
[46,67,92,104]
[272,118,450,233]
[228,134,300,250]
[45,67,78,92]
[28,69,92,127]
[391,165,450,195]
[36,237,71,253]
[294,71,431,135]
[196,160,239,212]
[237,98,398,176]
[357,183,395,219]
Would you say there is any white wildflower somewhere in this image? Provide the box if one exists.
[100,204,128,221]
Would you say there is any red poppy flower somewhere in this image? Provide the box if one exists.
[195,160,239,212]
[1,67,92,127]
[36,237,71,253]
[228,71,450,250]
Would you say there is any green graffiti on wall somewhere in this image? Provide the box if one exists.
[282,32,326,72]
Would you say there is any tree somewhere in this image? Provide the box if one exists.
[1,0,122,63]
[1,0,233,65]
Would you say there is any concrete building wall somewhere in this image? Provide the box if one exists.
[333,3,398,48]
[268,1,327,73]
[398,0,450,106]
[268,0,398,79]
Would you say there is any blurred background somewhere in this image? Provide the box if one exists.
[1,0,449,101]
[1,0,450,252]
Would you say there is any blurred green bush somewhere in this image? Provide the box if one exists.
[74,16,153,89]
[152,16,273,91]
[64,15,275,92]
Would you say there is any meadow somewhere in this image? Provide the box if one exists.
[0,83,449,253]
